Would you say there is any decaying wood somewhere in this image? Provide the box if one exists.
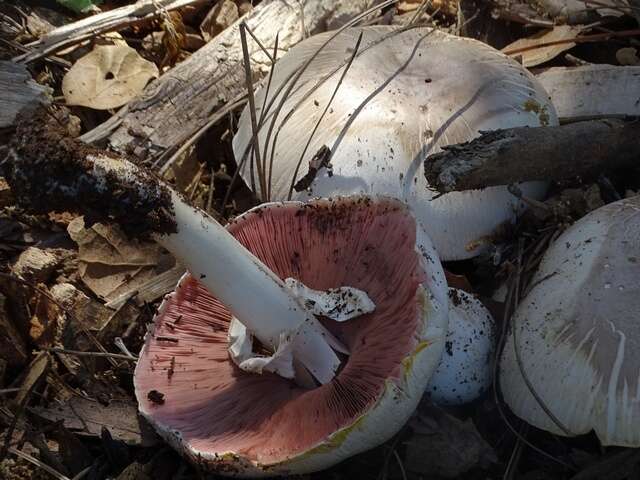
[536,65,640,121]
[14,0,207,64]
[0,61,51,128]
[424,119,640,193]
[105,0,380,161]
[105,264,185,309]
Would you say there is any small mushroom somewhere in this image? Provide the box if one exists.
[500,196,640,446]
[233,26,558,260]
[427,288,496,405]
[134,196,449,475]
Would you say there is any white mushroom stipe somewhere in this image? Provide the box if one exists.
[426,288,496,405]
[86,153,346,385]
[500,196,640,446]
[233,26,558,261]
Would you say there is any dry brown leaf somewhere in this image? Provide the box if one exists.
[502,25,584,67]
[68,217,175,302]
[405,404,497,478]
[617,47,640,65]
[33,396,142,444]
[62,44,158,110]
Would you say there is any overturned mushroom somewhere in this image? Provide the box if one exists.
[135,196,449,475]
[3,111,449,475]
[500,196,640,446]
[233,26,558,260]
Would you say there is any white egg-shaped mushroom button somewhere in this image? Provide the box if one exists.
[500,196,640,446]
[427,288,496,405]
[233,26,558,261]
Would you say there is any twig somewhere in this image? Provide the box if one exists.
[8,446,71,480]
[0,388,20,395]
[393,449,408,480]
[47,348,137,362]
[424,119,640,193]
[408,0,431,24]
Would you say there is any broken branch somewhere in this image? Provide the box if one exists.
[424,119,640,193]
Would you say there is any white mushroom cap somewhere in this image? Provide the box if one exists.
[500,196,640,446]
[427,288,496,405]
[233,26,558,260]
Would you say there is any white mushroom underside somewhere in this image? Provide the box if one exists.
[233,26,558,260]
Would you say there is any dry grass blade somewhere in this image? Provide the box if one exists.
[408,0,434,25]
[48,348,137,362]
[235,0,400,196]
[243,22,275,63]
[286,32,364,199]
[240,21,268,199]
[492,257,576,471]
[511,239,573,436]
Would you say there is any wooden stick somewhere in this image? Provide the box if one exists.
[424,119,640,193]
[14,0,206,63]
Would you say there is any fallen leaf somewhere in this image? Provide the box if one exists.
[405,404,497,478]
[33,396,143,444]
[616,47,640,66]
[503,25,584,67]
[62,44,159,110]
[67,217,175,303]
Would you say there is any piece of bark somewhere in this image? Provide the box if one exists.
[106,0,380,159]
[424,119,640,193]
[15,0,206,63]
[536,65,640,121]
[0,62,51,128]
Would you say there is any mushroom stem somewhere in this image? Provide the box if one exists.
[4,112,344,385]
[158,191,344,384]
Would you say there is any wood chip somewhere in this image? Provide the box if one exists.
[537,65,640,120]
[0,61,51,128]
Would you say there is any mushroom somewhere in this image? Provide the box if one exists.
[5,110,451,474]
[134,195,449,476]
[232,26,558,261]
[426,288,496,406]
[499,196,640,446]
